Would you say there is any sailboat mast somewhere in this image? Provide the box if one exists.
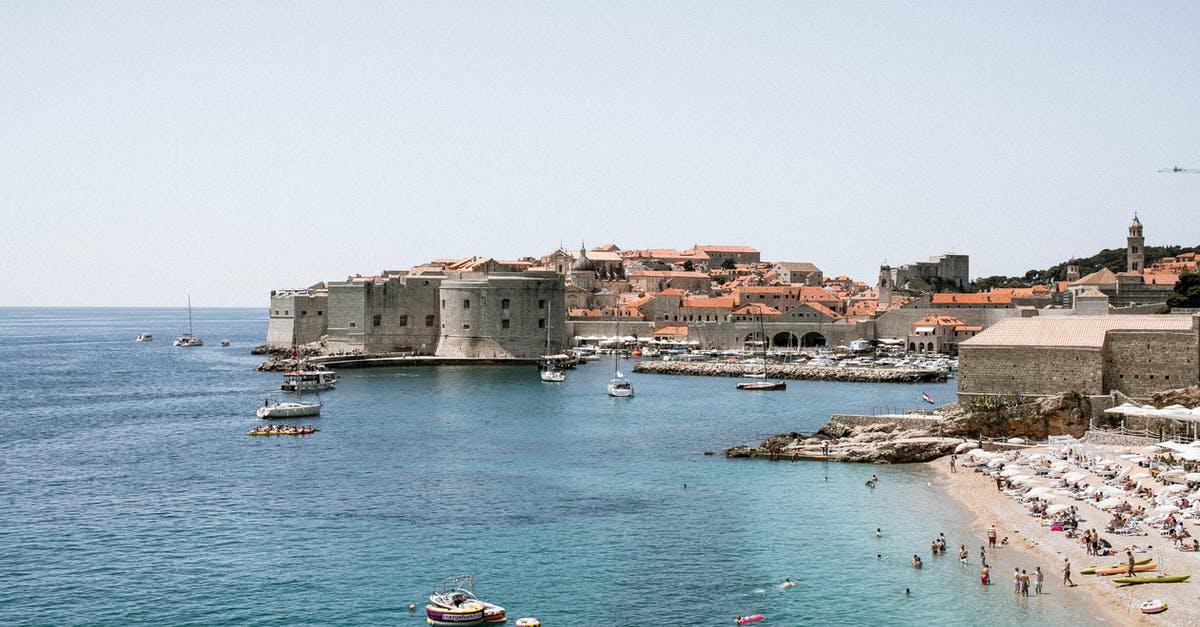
[187,294,193,334]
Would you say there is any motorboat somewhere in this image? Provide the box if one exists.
[427,575,504,625]
[280,370,337,392]
[256,396,322,419]
[737,312,785,391]
[135,332,154,342]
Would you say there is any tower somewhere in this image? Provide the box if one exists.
[1127,214,1144,273]
[1065,259,1080,283]
[878,265,893,308]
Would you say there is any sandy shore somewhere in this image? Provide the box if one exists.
[930,454,1200,625]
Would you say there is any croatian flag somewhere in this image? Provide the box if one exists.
[921,392,934,404]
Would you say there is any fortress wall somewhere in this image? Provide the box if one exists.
[266,292,329,348]
[436,274,565,359]
[325,282,369,353]
[359,275,443,355]
[1104,330,1199,399]
[957,345,1104,401]
[875,307,1019,339]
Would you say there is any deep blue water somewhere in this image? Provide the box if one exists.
[0,308,1090,626]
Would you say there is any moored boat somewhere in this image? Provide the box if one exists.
[1112,574,1190,585]
[427,575,504,625]
[135,332,154,342]
[281,370,337,392]
[256,397,322,419]
[737,381,787,391]
[173,295,204,347]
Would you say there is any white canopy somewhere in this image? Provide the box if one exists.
[1062,472,1088,484]
[1160,484,1188,494]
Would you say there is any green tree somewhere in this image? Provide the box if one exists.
[1166,273,1200,308]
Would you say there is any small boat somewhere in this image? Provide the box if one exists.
[135,332,154,342]
[280,370,337,392]
[514,619,541,627]
[539,366,565,382]
[607,373,633,397]
[1094,563,1157,576]
[737,381,787,391]
[427,575,504,625]
[246,426,318,436]
[256,396,322,419]
[1112,574,1190,585]
[220,339,230,347]
[1081,557,1153,574]
[173,295,204,347]
[736,616,764,624]
[1140,599,1168,614]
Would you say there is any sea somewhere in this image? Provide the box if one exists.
[0,308,1095,626]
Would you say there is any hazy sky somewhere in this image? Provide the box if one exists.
[3,2,1198,307]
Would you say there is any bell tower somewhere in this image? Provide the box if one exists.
[878,264,893,309]
[1065,258,1080,283]
[1126,214,1144,273]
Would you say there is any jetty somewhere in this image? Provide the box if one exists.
[633,360,946,383]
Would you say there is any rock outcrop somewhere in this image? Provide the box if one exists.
[726,421,963,464]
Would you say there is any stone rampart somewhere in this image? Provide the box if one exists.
[632,360,946,383]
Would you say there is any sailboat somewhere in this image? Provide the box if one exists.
[737,310,785,390]
[607,315,633,397]
[540,294,566,382]
[173,295,204,347]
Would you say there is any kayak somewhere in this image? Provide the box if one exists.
[1112,574,1190,585]
[1093,563,1157,576]
[1081,557,1152,575]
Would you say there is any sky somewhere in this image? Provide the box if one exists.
[2,2,1198,307]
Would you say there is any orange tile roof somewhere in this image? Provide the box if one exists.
[803,302,843,320]
[681,297,736,309]
[955,325,984,332]
[913,315,967,328]
[688,245,759,254]
[653,326,689,336]
[629,270,710,278]
[731,303,781,316]
[569,308,602,318]
[930,293,1013,305]
[658,288,687,296]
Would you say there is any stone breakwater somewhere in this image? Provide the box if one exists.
[633,360,946,383]
[723,415,963,464]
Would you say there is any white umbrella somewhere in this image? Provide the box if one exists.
[1185,473,1200,482]
[1009,475,1035,485]
[1027,487,1053,497]
[1155,504,1180,514]
[1063,472,1087,484]
[1001,466,1025,477]
[1100,485,1127,496]
[955,442,975,453]
[1160,484,1188,494]
[1046,503,1072,514]
[1096,497,1121,508]
[1131,472,1152,480]
[968,448,987,456]
[1008,437,1026,444]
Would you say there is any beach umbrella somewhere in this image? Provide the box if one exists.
[1062,472,1087,484]
[1099,485,1127,496]
[968,448,987,456]
[1155,504,1180,514]
[1008,437,1026,444]
[1130,472,1152,480]
[1046,503,1072,514]
[954,442,974,453]
[1001,466,1024,477]
[1185,472,1200,482]
[1160,468,1186,477]
[1160,484,1188,494]
[1096,497,1121,508]
[1026,487,1053,498]
[1009,475,1035,485]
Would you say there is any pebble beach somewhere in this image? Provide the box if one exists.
[931,443,1200,625]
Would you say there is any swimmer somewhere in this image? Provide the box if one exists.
[876,528,882,537]
[782,578,797,587]
[408,604,416,612]
[904,588,910,595]
[877,554,888,561]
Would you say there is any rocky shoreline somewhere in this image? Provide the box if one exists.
[723,415,964,464]
[633,360,946,383]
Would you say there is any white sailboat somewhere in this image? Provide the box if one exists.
[737,310,785,390]
[540,293,565,382]
[607,316,633,397]
[173,295,204,347]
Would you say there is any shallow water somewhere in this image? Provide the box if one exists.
[0,308,1094,625]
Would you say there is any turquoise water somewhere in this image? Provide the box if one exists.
[0,308,1087,625]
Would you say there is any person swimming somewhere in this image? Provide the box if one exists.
[782,578,797,587]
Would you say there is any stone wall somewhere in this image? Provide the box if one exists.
[875,307,1020,340]
[436,274,566,359]
[325,275,443,355]
[957,345,1103,401]
[266,291,329,348]
[1104,329,1199,398]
